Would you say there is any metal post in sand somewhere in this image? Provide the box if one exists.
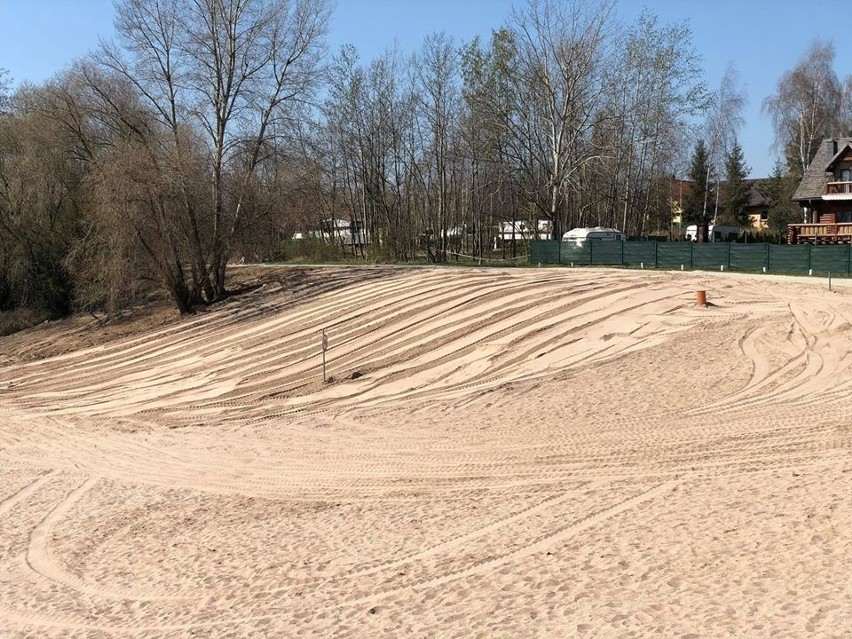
[321,329,328,383]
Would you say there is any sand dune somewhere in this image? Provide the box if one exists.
[0,266,850,637]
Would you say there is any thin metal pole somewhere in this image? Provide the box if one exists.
[322,329,327,383]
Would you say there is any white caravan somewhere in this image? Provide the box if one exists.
[561,227,626,248]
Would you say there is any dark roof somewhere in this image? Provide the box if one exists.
[793,138,852,201]
[744,178,771,208]
[824,139,852,170]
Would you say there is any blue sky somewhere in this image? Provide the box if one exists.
[1,0,850,177]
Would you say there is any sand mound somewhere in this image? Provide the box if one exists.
[0,267,850,637]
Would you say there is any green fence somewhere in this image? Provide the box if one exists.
[529,240,852,276]
[528,241,561,265]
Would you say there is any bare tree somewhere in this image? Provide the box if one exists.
[321,44,417,260]
[705,63,746,220]
[505,0,615,240]
[763,39,845,176]
[413,32,461,262]
[604,11,709,236]
[93,0,331,311]
[0,83,83,317]
[0,69,11,113]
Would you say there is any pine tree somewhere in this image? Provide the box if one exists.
[722,141,751,226]
[682,141,714,238]
[764,160,802,232]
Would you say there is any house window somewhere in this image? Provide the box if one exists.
[842,169,852,182]
[760,211,768,221]
[839,212,852,223]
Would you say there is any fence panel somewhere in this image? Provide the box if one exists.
[692,243,729,270]
[769,244,809,273]
[810,245,849,275]
[729,243,768,272]
[622,241,657,266]
[529,240,560,264]
[590,240,624,265]
[656,243,692,269]
[560,243,591,265]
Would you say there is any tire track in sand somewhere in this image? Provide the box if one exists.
[0,471,53,518]
[25,476,195,602]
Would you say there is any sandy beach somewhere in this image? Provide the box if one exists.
[0,266,850,637]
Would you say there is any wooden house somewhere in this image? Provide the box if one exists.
[790,138,852,244]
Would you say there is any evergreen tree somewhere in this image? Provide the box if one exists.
[682,140,714,238]
[763,160,802,232]
[722,141,750,226]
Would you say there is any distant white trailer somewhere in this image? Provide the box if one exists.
[292,218,368,246]
[496,219,553,242]
[684,224,740,242]
[561,227,625,248]
[497,220,533,241]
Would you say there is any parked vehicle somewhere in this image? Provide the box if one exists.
[684,224,740,242]
[561,227,626,248]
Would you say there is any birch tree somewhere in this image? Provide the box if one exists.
[609,12,709,235]
[704,63,746,220]
[506,0,615,239]
[763,40,845,177]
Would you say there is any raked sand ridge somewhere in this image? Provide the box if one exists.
[0,266,850,637]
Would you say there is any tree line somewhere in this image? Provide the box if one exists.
[0,0,847,324]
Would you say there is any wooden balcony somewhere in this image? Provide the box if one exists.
[788,223,852,244]
[825,181,852,195]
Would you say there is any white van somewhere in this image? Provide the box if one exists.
[561,227,626,248]
[684,224,740,242]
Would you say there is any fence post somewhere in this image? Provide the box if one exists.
[766,242,770,273]
[727,242,732,271]
[807,243,812,273]
[621,239,625,267]
[589,239,593,266]
[689,242,693,269]
[848,243,851,275]
[654,241,658,268]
